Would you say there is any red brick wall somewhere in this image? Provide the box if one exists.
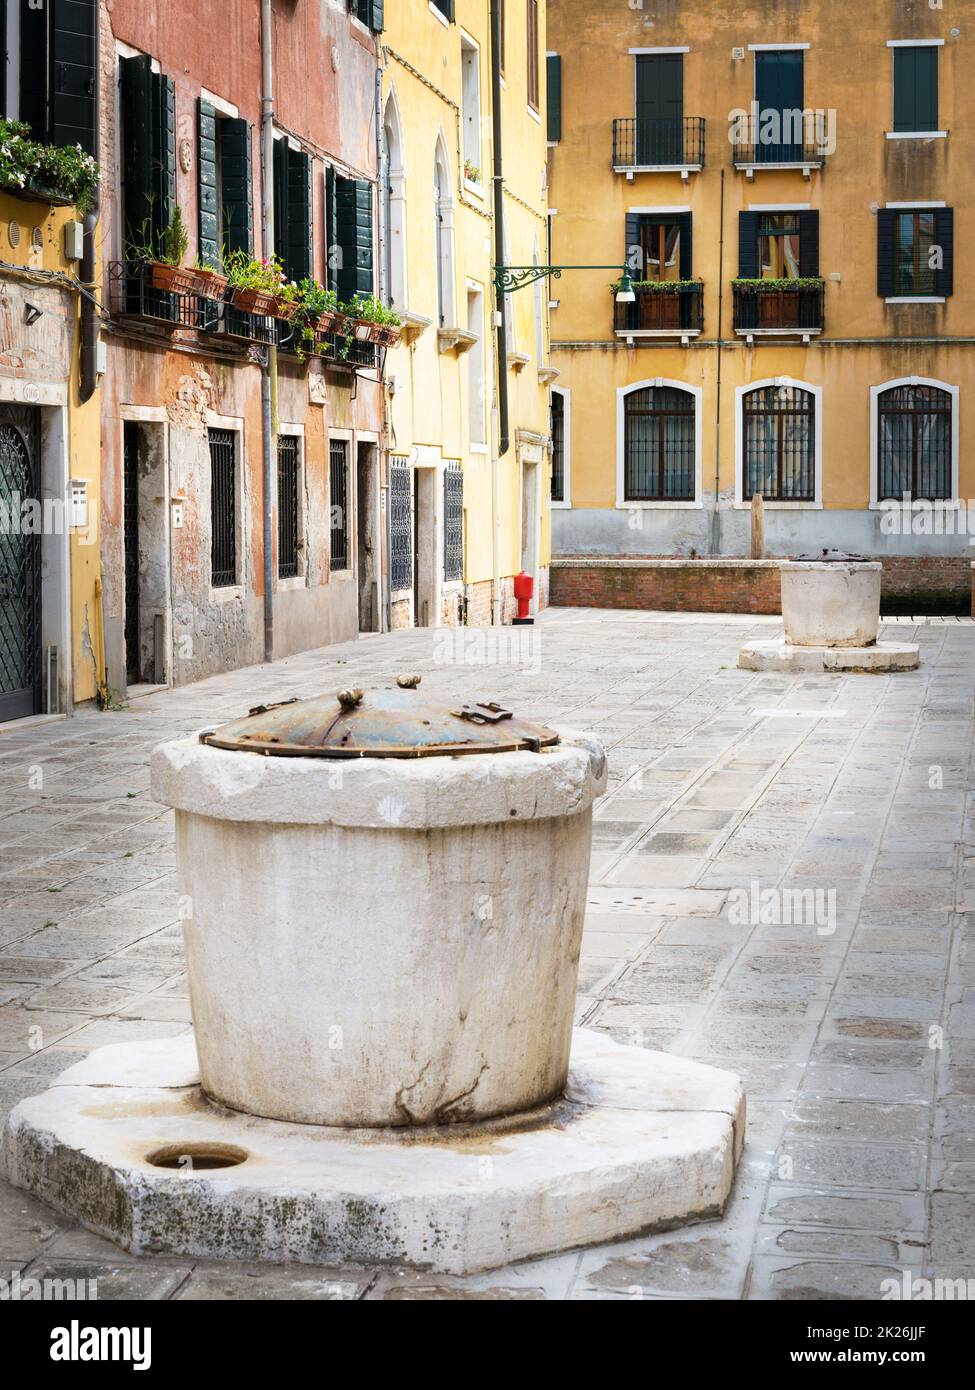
[551,557,973,615]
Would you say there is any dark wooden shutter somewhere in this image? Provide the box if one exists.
[221,119,253,256]
[738,212,759,277]
[120,56,174,253]
[370,0,384,32]
[798,210,819,276]
[625,212,640,274]
[934,207,953,296]
[677,212,692,279]
[325,165,337,291]
[547,55,562,142]
[198,99,219,268]
[50,0,97,154]
[335,176,374,302]
[274,143,312,282]
[877,209,897,297]
[893,46,938,132]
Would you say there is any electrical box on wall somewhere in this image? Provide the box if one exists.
[171,498,185,529]
[63,221,84,261]
[69,480,88,529]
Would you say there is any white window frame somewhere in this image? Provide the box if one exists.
[734,377,823,509]
[886,40,946,139]
[551,385,571,510]
[382,86,408,311]
[615,378,703,510]
[460,32,483,191]
[869,376,959,510]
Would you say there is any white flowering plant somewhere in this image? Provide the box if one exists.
[0,120,99,215]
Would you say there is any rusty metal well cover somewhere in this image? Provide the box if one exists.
[199,683,560,759]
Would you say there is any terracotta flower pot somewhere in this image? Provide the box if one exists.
[229,285,280,317]
[271,296,301,325]
[316,309,340,335]
[190,268,229,300]
[375,324,402,348]
[352,318,375,342]
[149,262,197,296]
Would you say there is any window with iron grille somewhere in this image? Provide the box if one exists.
[623,385,696,501]
[527,0,539,110]
[877,384,952,502]
[389,463,413,592]
[551,391,565,502]
[444,465,463,582]
[329,439,349,570]
[277,435,300,579]
[209,428,237,587]
[742,385,816,502]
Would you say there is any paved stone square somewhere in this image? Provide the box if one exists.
[1,608,973,1299]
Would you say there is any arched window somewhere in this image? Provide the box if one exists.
[742,384,815,501]
[877,383,952,501]
[382,92,406,310]
[433,139,455,327]
[623,385,696,501]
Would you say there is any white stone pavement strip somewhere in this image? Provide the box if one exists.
[0,608,972,1297]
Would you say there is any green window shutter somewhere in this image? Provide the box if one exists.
[121,56,173,253]
[221,119,254,256]
[370,0,384,32]
[273,138,288,266]
[677,211,693,279]
[934,207,953,297]
[738,212,759,278]
[325,164,338,292]
[50,0,97,154]
[198,99,219,268]
[546,55,562,142]
[798,210,819,277]
[893,47,938,131]
[877,209,897,297]
[335,176,374,302]
[287,149,312,283]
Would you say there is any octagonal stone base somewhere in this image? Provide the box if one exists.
[739,637,920,674]
[3,1029,745,1275]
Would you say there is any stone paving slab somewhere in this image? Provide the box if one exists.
[0,608,972,1298]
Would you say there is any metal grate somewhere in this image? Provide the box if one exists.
[742,385,815,502]
[877,384,952,501]
[277,435,300,579]
[110,261,209,329]
[444,465,463,582]
[614,283,703,335]
[623,385,696,501]
[0,413,41,719]
[330,440,349,571]
[732,283,824,334]
[209,428,237,587]
[612,117,706,168]
[551,392,565,502]
[389,464,413,593]
[123,422,141,682]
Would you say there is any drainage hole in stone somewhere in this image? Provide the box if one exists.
[145,1143,248,1171]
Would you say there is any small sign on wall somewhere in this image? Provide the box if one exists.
[171,497,185,529]
[69,480,88,529]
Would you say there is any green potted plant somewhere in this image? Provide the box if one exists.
[0,119,99,213]
[149,205,195,295]
[345,294,402,347]
[225,251,299,320]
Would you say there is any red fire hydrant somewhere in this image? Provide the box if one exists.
[513,570,534,625]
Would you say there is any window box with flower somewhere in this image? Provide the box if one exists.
[0,120,99,214]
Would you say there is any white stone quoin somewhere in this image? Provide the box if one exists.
[150,730,607,1127]
[779,559,882,648]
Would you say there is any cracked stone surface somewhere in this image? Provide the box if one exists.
[0,608,973,1298]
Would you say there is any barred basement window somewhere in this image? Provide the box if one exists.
[389,463,413,593]
[329,440,349,571]
[444,465,463,582]
[277,435,300,579]
[742,385,815,502]
[877,384,952,502]
[623,385,695,501]
[209,429,237,588]
[551,391,565,502]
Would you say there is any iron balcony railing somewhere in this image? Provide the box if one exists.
[732,135,829,167]
[732,282,825,334]
[614,282,704,335]
[110,261,213,330]
[612,116,706,169]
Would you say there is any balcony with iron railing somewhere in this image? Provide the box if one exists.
[612,117,706,177]
[732,125,830,178]
[613,281,704,340]
[732,280,825,340]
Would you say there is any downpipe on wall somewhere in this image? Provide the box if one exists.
[260,0,276,664]
[489,0,506,626]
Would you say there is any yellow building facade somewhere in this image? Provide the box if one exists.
[547,0,974,610]
[381,0,553,626]
[0,189,102,720]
